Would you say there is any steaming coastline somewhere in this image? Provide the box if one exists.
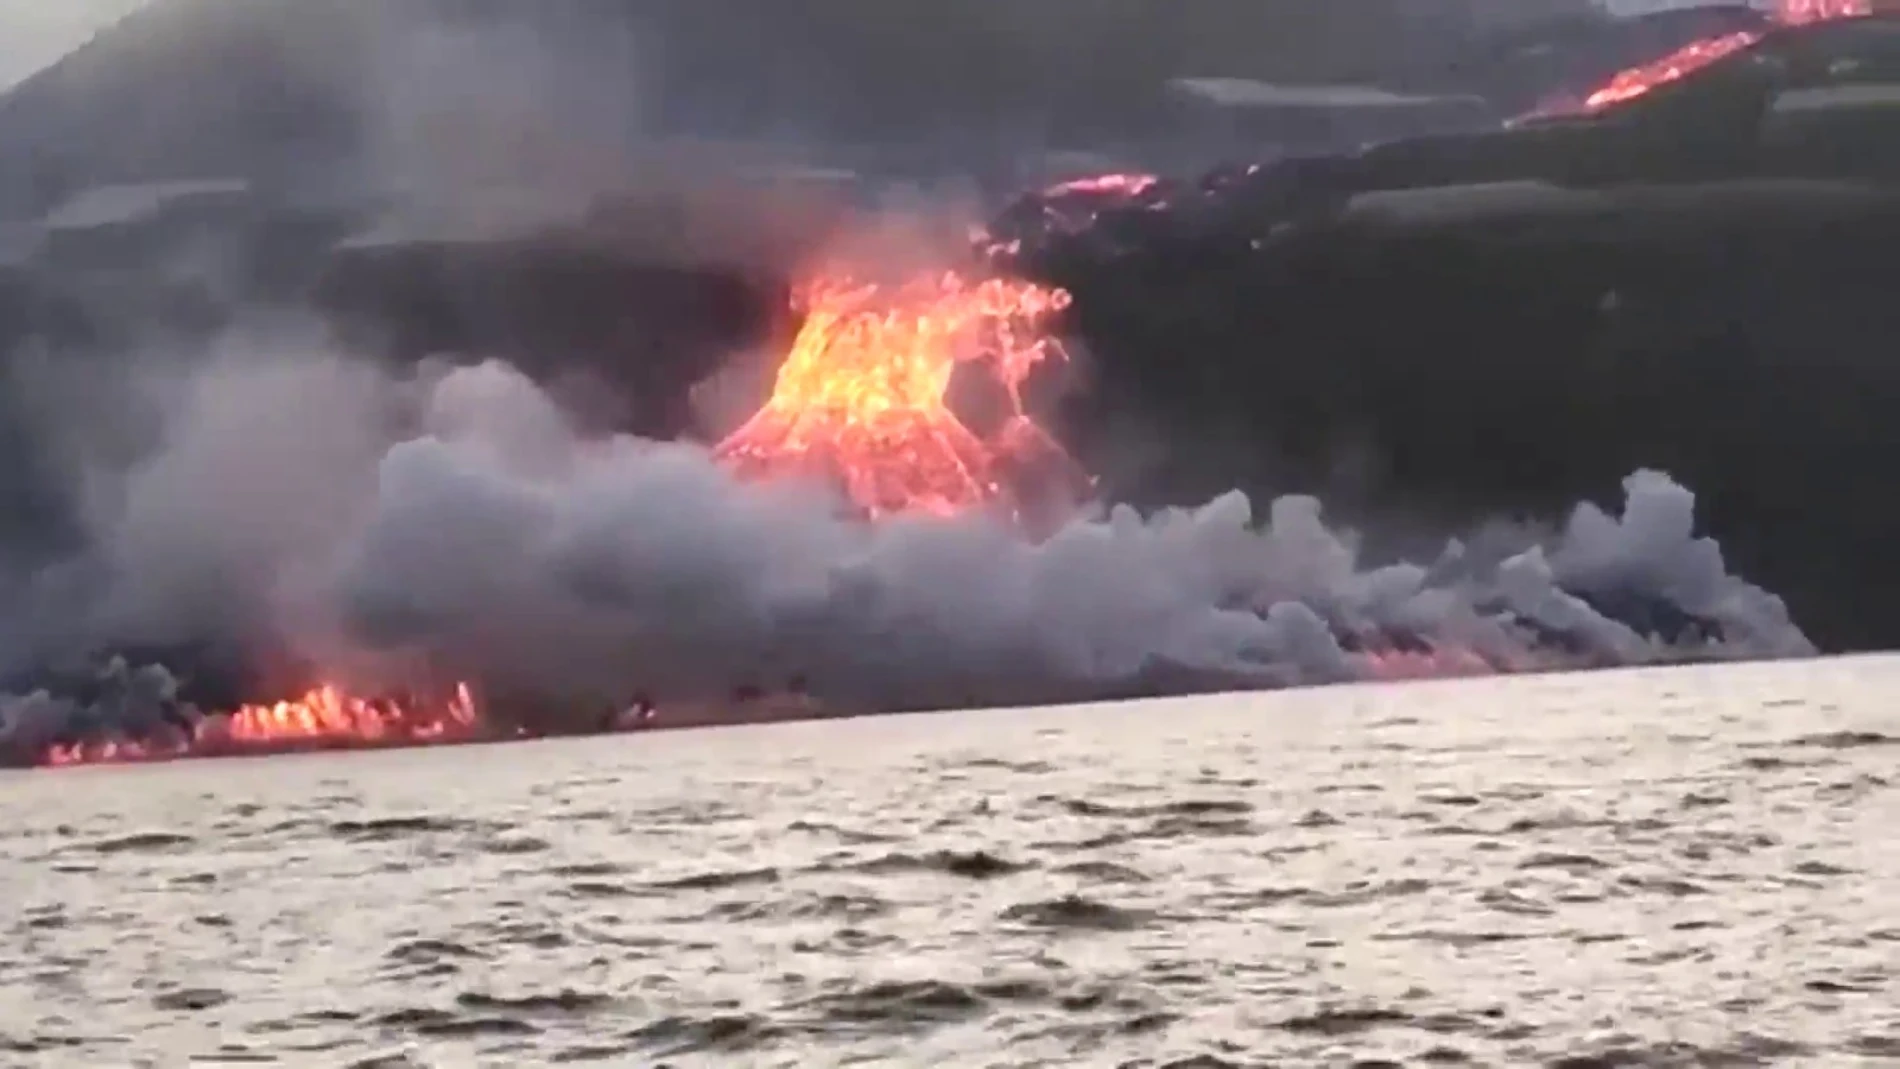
[0,2,1845,765]
[0,331,1813,763]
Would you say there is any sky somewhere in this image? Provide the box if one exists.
[0,0,144,89]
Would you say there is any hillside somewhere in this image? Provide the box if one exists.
[0,0,1546,219]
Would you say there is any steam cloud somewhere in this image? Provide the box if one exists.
[0,337,1812,752]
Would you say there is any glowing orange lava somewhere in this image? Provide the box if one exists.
[1781,0,1874,21]
[1585,30,1763,109]
[1584,0,1870,110]
[39,684,482,767]
[714,270,1082,519]
[1044,172,1160,198]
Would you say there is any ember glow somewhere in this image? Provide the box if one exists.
[1044,172,1160,198]
[40,684,482,767]
[1584,0,1870,110]
[714,270,1082,519]
[1585,30,1762,109]
[1780,0,1873,21]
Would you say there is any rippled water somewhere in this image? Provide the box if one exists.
[2,657,1896,1068]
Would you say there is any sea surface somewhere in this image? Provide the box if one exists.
[2,656,1897,1068]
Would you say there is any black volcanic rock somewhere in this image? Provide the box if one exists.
[0,0,1594,219]
[1392,5,1774,114]
[992,16,1900,652]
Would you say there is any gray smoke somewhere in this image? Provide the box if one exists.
[359,5,654,205]
[0,339,1813,754]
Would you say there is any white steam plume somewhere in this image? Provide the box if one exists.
[0,340,1815,752]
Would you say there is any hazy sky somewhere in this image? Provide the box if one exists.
[0,0,144,89]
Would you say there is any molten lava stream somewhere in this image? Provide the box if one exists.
[1044,172,1160,198]
[39,684,483,768]
[1584,0,1870,111]
[714,270,1080,520]
[1586,31,1762,109]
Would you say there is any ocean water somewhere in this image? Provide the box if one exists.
[2,655,1896,1068]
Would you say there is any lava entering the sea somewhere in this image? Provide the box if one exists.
[1584,0,1870,110]
[39,684,483,767]
[713,270,1085,520]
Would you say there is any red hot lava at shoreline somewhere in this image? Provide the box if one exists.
[39,685,483,767]
[1584,0,1870,110]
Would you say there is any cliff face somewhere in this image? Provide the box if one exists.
[0,0,1532,218]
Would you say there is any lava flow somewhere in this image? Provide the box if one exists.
[39,684,483,767]
[1584,0,1870,110]
[1045,173,1161,198]
[714,270,1083,519]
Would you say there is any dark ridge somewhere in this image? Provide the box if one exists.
[0,0,1621,219]
[1393,5,1773,114]
[996,15,1900,653]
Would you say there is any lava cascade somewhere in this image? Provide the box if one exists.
[713,270,1083,519]
[1584,0,1870,110]
[40,684,482,767]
